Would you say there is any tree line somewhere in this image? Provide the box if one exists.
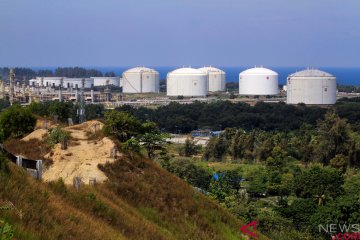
[0,67,115,81]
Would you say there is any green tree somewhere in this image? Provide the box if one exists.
[166,158,212,190]
[180,137,201,157]
[204,136,227,161]
[329,154,347,172]
[48,127,71,150]
[293,166,344,205]
[85,104,105,120]
[0,104,36,141]
[314,111,350,165]
[0,220,14,240]
[139,122,169,159]
[247,168,268,197]
[48,101,75,122]
[277,198,317,231]
[123,138,141,159]
[103,110,142,142]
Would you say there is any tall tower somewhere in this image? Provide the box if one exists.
[9,69,15,105]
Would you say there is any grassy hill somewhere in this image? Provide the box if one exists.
[0,152,264,239]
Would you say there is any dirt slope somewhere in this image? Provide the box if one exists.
[43,121,118,184]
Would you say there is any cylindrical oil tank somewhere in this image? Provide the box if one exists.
[92,77,120,87]
[63,78,94,89]
[122,67,159,93]
[286,69,336,105]
[167,67,208,97]
[239,67,279,95]
[198,67,226,92]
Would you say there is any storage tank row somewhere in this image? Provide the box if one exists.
[28,66,337,105]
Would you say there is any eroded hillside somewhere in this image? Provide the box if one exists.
[0,121,261,239]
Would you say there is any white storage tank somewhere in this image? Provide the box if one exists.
[167,67,208,97]
[122,67,159,93]
[198,67,226,92]
[92,77,120,87]
[63,78,93,89]
[239,67,279,95]
[286,68,336,105]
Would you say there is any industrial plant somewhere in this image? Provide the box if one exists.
[0,66,344,107]
[286,68,337,105]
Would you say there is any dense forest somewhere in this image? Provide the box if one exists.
[116,101,360,133]
[0,67,115,81]
[158,107,360,239]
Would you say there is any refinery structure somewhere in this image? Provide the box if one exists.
[0,66,342,107]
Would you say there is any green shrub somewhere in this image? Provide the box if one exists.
[48,128,70,149]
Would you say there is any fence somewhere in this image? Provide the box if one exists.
[0,144,42,180]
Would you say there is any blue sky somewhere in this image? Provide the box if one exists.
[0,0,359,67]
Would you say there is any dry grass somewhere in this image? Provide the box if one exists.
[4,138,53,168]
[98,155,247,240]
[0,156,252,240]
[0,163,124,240]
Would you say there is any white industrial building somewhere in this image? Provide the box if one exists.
[239,67,279,95]
[198,67,226,92]
[35,77,62,88]
[32,77,94,89]
[122,67,160,93]
[286,68,337,105]
[63,78,93,89]
[167,67,208,97]
[92,77,120,87]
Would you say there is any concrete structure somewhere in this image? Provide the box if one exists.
[286,68,337,105]
[167,67,208,97]
[239,67,279,95]
[92,77,120,87]
[36,77,62,88]
[122,67,160,93]
[63,78,93,89]
[198,66,226,92]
